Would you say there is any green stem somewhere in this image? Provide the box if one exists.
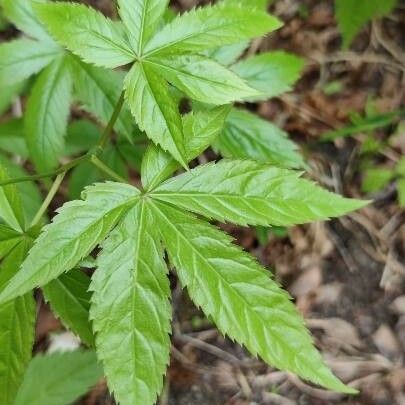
[0,155,89,187]
[0,92,126,187]
[96,90,126,151]
[30,172,66,228]
[90,155,127,183]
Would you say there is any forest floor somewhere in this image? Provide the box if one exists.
[13,0,405,404]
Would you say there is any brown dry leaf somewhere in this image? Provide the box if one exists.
[373,324,402,361]
[307,318,363,350]
[328,355,392,381]
[314,282,344,305]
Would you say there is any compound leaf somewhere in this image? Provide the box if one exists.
[151,160,368,227]
[152,201,356,394]
[0,239,35,405]
[14,350,103,405]
[144,3,282,56]
[142,106,230,190]
[0,182,141,305]
[91,202,171,404]
[117,0,169,54]
[231,51,305,101]
[34,2,135,68]
[215,108,305,168]
[146,55,260,104]
[124,62,187,167]
[2,0,50,41]
[43,270,94,347]
[0,38,61,87]
[25,55,73,172]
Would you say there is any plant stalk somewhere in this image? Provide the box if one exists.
[90,155,127,183]
[0,91,126,187]
[29,172,66,229]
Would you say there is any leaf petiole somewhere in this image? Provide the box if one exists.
[89,155,127,183]
[29,172,66,229]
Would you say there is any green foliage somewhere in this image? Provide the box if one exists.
[14,350,103,405]
[335,0,398,48]
[0,1,370,403]
[43,270,94,347]
[35,0,281,165]
[231,51,305,101]
[90,202,171,404]
[215,109,305,168]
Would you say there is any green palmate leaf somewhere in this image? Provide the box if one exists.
[0,164,25,232]
[124,62,187,167]
[43,270,94,347]
[397,178,405,207]
[0,119,28,158]
[231,51,305,101]
[143,3,282,56]
[14,350,103,405]
[335,0,398,48]
[2,0,50,40]
[91,202,171,404]
[151,201,355,393]
[0,38,60,87]
[0,239,35,405]
[142,106,230,190]
[25,55,73,172]
[151,160,368,227]
[34,2,135,69]
[118,0,169,54]
[215,109,304,168]
[0,182,141,305]
[69,57,134,141]
[145,55,260,104]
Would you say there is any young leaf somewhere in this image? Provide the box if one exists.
[34,2,135,68]
[25,55,73,172]
[14,350,103,405]
[0,164,25,232]
[0,182,141,305]
[124,62,187,167]
[231,51,305,101]
[151,201,356,393]
[0,38,61,87]
[215,108,305,168]
[0,240,35,405]
[2,0,50,41]
[151,160,368,227]
[43,270,94,347]
[117,0,169,54]
[145,55,261,104]
[91,202,171,404]
[335,0,398,48]
[144,3,282,56]
[69,57,134,142]
[142,106,230,190]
